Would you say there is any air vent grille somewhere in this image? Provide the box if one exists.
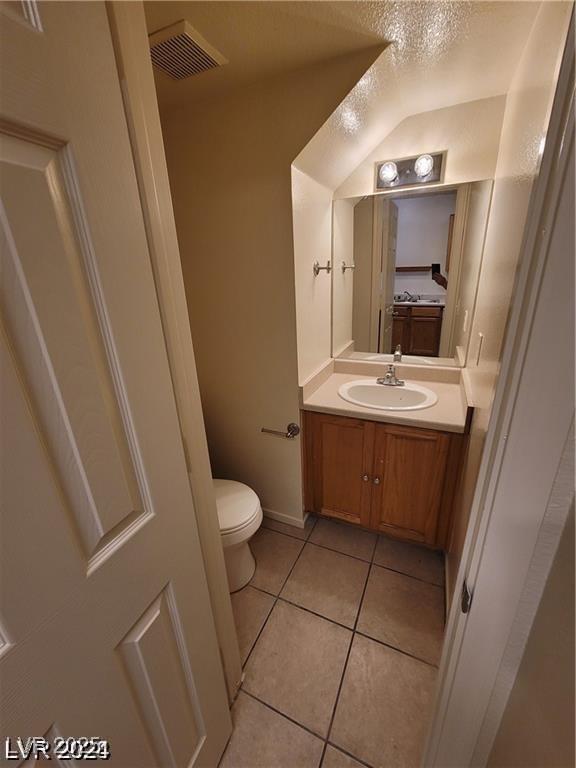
[149,20,227,80]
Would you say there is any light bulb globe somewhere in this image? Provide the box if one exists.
[379,161,398,183]
[414,154,434,179]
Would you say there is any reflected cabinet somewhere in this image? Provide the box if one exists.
[302,410,466,548]
[391,305,444,357]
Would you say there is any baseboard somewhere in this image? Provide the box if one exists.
[262,507,307,530]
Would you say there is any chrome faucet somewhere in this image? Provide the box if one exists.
[393,344,402,362]
[377,364,405,387]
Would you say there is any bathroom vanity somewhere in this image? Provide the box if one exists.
[300,361,471,549]
[391,304,444,357]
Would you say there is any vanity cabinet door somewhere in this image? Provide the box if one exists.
[391,312,410,353]
[307,412,375,528]
[370,424,449,545]
[409,307,443,356]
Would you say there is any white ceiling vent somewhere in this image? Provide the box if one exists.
[148,20,227,80]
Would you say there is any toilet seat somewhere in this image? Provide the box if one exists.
[214,479,262,547]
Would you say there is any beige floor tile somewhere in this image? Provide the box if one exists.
[262,514,317,540]
[331,634,436,768]
[250,528,304,594]
[357,566,445,665]
[374,536,444,585]
[322,745,366,768]
[281,544,369,627]
[309,519,376,562]
[243,600,352,737]
[220,691,324,768]
[231,586,275,664]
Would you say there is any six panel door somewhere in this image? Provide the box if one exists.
[0,3,231,765]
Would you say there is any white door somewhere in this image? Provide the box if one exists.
[0,2,231,766]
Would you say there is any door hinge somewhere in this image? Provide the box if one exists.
[461,578,473,614]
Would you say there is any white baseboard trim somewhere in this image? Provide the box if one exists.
[262,507,308,530]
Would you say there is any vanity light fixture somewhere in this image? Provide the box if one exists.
[378,161,398,184]
[414,153,434,178]
[374,151,445,191]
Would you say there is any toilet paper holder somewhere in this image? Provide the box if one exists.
[261,423,300,439]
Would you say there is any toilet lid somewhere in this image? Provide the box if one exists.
[213,479,261,533]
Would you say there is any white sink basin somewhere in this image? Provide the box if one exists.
[338,379,438,411]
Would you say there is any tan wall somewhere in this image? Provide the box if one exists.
[292,167,333,383]
[160,49,379,522]
[331,198,355,357]
[336,95,506,199]
[447,1,571,592]
[488,502,575,768]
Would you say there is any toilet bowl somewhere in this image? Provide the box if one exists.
[214,479,263,592]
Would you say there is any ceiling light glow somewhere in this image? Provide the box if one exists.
[414,154,434,178]
[379,161,398,183]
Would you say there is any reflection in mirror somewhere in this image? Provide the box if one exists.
[332,180,493,367]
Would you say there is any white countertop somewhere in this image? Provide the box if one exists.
[394,301,445,307]
[302,371,469,433]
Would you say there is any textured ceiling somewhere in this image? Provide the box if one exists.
[144,1,386,108]
[295,1,543,189]
[145,1,543,188]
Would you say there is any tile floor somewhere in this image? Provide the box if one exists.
[221,516,445,768]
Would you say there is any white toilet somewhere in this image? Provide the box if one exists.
[213,479,263,592]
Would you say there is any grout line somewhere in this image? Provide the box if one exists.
[246,574,440,668]
[370,560,445,588]
[370,533,379,563]
[354,630,439,669]
[322,627,355,753]
[235,520,443,768]
[261,524,375,564]
[325,741,374,768]
[323,558,374,751]
[261,513,318,542]
[240,592,277,670]
[247,583,280,599]
[240,689,326,742]
[275,595,355,633]
[260,523,445,588]
[241,523,313,669]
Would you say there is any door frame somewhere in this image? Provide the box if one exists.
[105,2,242,701]
[437,184,469,358]
[424,22,574,766]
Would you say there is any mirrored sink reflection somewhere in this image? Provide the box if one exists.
[338,379,438,411]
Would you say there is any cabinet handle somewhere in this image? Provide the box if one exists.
[362,474,370,482]
[373,477,381,485]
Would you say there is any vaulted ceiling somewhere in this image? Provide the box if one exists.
[145,1,544,188]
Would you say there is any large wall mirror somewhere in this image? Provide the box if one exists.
[332,180,493,367]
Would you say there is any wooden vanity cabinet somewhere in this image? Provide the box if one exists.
[303,411,464,548]
[391,305,443,356]
[390,306,410,351]
[370,424,449,544]
[304,413,375,528]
